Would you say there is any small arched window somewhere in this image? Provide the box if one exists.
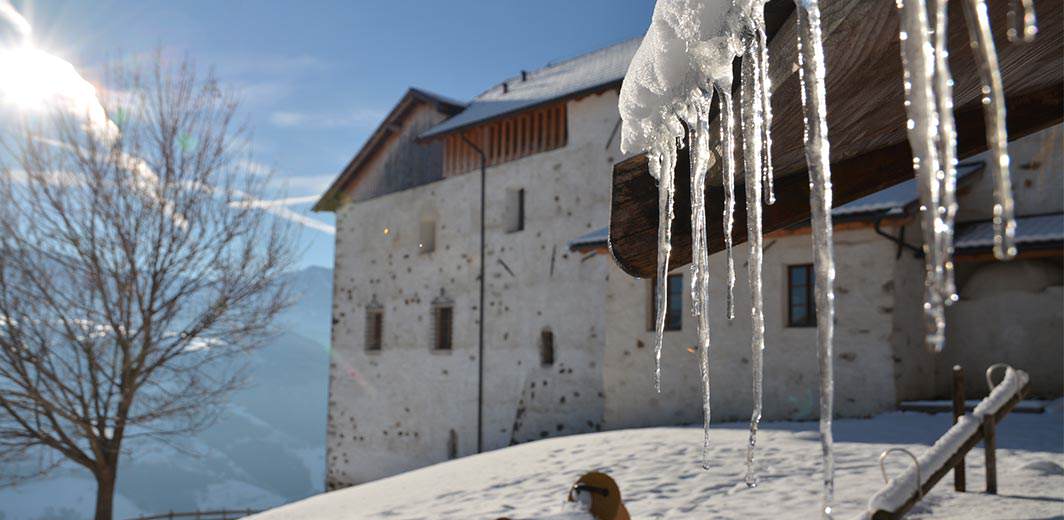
[540,328,554,366]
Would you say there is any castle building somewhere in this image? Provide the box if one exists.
[314,39,1063,489]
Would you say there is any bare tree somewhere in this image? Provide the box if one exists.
[0,56,296,520]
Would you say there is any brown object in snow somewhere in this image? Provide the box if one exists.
[568,471,630,520]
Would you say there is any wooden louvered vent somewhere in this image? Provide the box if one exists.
[442,102,567,177]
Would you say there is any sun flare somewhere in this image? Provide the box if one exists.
[0,46,115,135]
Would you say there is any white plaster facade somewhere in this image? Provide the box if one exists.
[326,91,621,488]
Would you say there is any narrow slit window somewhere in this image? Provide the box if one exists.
[365,307,383,351]
[647,274,683,331]
[419,218,436,254]
[433,304,454,351]
[787,264,817,328]
[448,429,458,459]
[540,328,555,366]
[505,188,525,233]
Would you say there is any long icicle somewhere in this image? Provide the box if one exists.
[1007,0,1038,42]
[686,93,714,469]
[898,0,948,353]
[652,138,678,393]
[795,1,836,517]
[716,82,737,322]
[755,12,775,206]
[962,0,1017,261]
[740,32,766,488]
[932,0,959,302]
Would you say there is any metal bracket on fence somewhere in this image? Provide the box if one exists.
[985,363,1011,392]
[879,447,923,500]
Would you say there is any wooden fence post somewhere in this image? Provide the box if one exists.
[952,365,966,492]
[983,413,997,494]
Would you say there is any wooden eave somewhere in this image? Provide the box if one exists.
[608,0,1064,278]
[416,80,624,144]
[313,88,465,212]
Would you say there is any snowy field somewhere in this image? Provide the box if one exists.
[252,402,1063,520]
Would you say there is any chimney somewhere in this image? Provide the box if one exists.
[521,70,528,81]
[502,82,509,94]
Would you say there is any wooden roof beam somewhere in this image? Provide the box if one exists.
[608,0,1063,278]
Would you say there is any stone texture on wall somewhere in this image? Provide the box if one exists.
[326,91,621,488]
[603,226,900,429]
[893,124,1063,401]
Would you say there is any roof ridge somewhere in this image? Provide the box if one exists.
[471,36,642,101]
[409,87,467,108]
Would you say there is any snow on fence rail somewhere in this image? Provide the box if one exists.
[855,365,1031,520]
[126,509,260,520]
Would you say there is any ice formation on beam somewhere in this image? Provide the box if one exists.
[618,0,776,474]
[619,0,840,513]
[895,0,1037,352]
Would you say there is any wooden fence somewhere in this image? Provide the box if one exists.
[126,509,259,520]
[860,364,1031,519]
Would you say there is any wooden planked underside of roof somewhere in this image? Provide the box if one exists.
[608,0,1064,278]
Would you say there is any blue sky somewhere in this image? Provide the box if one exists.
[11,0,654,268]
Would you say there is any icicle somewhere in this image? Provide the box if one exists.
[897,0,948,353]
[715,82,737,322]
[962,0,1017,261]
[739,34,766,489]
[1007,0,1038,43]
[932,0,959,302]
[755,11,775,206]
[685,92,714,469]
[652,137,678,393]
[795,1,836,516]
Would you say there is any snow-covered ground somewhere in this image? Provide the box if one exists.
[251,401,1063,520]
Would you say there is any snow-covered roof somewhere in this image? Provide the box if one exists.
[420,38,642,140]
[954,212,1064,249]
[568,227,610,251]
[833,162,983,217]
[569,164,985,249]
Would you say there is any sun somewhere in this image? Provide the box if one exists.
[0,46,68,111]
[0,44,117,135]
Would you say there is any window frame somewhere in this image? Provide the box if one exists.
[539,328,555,366]
[787,264,817,328]
[647,273,683,332]
[419,217,436,254]
[505,188,525,234]
[365,306,384,352]
[432,303,454,351]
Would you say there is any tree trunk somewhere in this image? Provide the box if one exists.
[94,465,116,520]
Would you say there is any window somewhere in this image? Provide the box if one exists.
[505,188,525,233]
[647,274,683,331]
[419,218,436,254]
[787,264,816,327]
[365,305,383,352]
[540,328,555,366]
[432,303,453,351]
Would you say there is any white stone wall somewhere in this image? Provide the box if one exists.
[326,91,622,488]
[603,227,900,428]
[891,124,1063,401]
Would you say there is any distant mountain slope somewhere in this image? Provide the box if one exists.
[0,266,333,520]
